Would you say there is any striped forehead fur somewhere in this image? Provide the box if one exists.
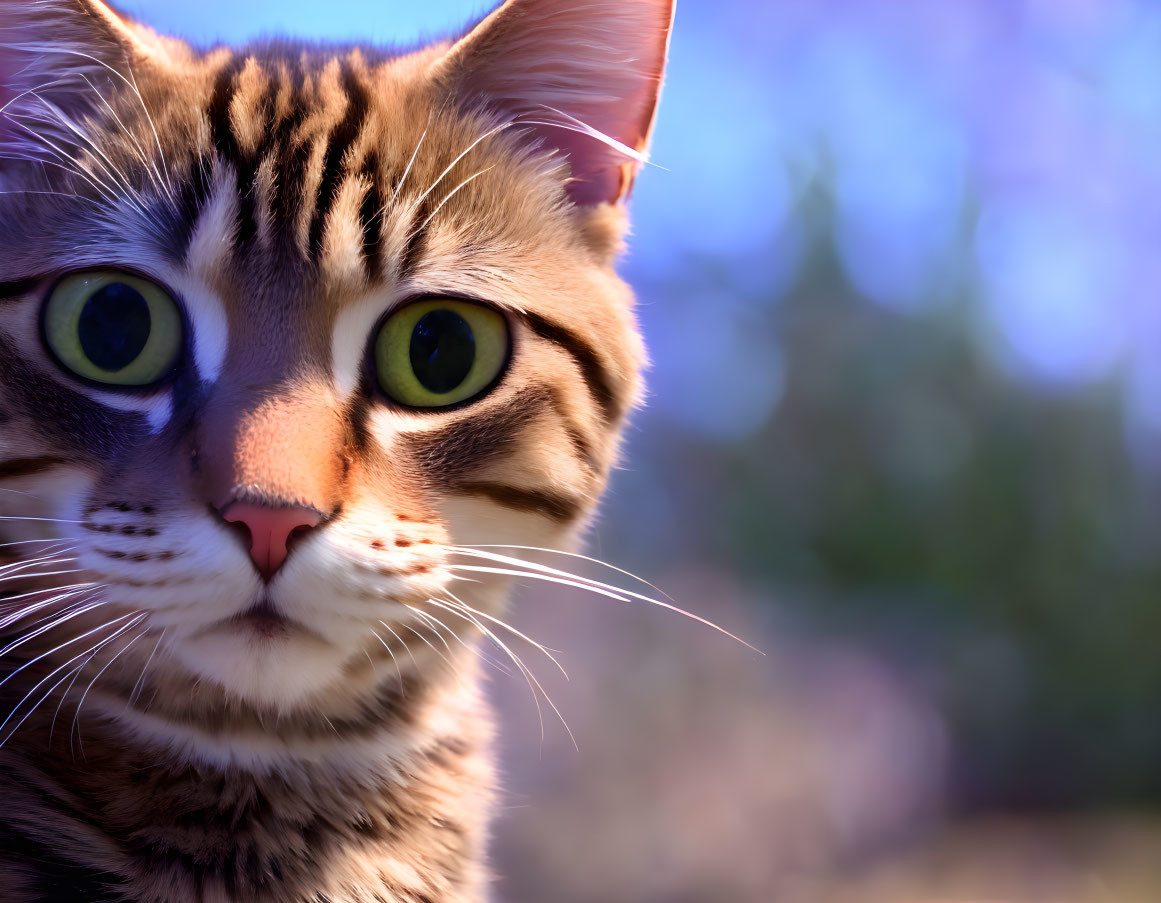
[0,0,671,899]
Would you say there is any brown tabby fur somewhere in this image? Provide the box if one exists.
[0,0,671,899]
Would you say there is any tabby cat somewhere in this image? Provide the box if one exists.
[0,0,672,899]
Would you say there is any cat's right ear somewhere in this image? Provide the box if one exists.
[430,0,675,209]
[0,1,164,135]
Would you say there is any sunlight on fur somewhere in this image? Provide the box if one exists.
[0,0,685,899]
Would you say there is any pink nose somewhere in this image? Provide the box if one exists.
[219,502,323,582]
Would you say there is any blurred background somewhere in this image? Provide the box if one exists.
[125,0,1161,899]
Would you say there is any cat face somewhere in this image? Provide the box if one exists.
[0,0,669,716]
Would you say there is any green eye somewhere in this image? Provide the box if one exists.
[375,299,509,408]
[42,271,182,387]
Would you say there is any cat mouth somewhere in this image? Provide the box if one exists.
[227,596,307,640]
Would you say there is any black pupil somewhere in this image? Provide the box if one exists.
[409,309,476,394]
[77,282,152,372]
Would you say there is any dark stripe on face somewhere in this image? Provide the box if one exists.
[450,480,583,522]
[208,62,240,174]
[403,389,550,475]
[0,456,66,480]
[0,278,42,300]
[308,65,371,260]
[172,155,215,263]
[207,60,264,246]
[270,77,311,235]
[545,386,602,475]
[358,149,385,280]
[397,227,427,282]
[521,312,619,422]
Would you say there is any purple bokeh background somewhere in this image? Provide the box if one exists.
[110,2,1161,899]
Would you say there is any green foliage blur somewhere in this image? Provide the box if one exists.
[606,192,1161,814]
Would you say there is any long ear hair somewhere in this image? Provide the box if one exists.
[431,0,675,207]
[0,0,165,152]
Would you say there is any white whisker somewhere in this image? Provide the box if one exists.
[0,595,109,661]
[438,590,575,750]
[447,550,762,654]
[2,111,130,207]
[128,626,165,707]
[401,617,452,669]
[26,92,146,208]
[0,582,100,617]
[410,120,512,209]
[369,628,405,696]
[71,618,149,754]
[454,544,677,601]
[423,599,514,677]
[378,619,419,675]
[0,516,84,525]
[521,105,649,165]
[1,587,100,633]
[412,165,495,236]
[3,44,171,198]
[405,605,456,658]
[122,62,172,197]
[0,611,142,747]
[76,71,169,200]
[439,592,567,679]
[388,127,427,205]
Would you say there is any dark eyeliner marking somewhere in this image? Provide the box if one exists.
[0,335,138,454]
[520,312,619,422]
[402,390,549,474]
[0,456,67,480]
[0,278,43,300]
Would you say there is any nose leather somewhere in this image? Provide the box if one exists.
[219,501,323,582]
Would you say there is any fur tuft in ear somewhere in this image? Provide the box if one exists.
[433,0,674,206]
[0,0,161,151]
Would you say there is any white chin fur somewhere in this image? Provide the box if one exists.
[170,627,354,709]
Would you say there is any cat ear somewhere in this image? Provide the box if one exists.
[433,0,675,206]
[0,1,161,129]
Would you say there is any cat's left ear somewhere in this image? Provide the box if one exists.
[432,0,675,207]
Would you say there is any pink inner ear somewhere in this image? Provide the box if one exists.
[440,0,673,206]
[522,110,650,206]
[558,134,626,207]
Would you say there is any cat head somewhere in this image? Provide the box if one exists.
[0,0,671,721]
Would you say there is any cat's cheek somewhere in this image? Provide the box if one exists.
[0,463,95,544]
